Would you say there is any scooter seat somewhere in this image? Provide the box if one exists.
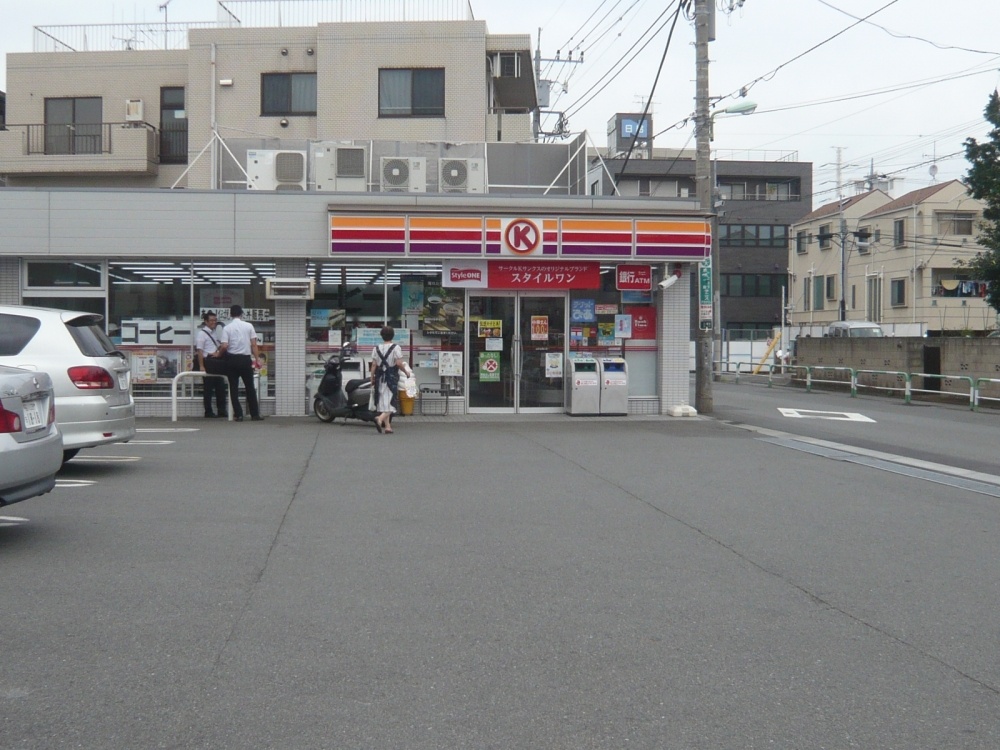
[345,378,368,395]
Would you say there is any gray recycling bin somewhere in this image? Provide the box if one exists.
[565,356,600,416]
[598,357,629,416]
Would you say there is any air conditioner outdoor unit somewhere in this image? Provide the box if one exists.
[125,99,144,122]
[439,158,486,194]
[247,150,307,191]
[265,278,315,300]
[380,157,426,193]
[313,143,368,192]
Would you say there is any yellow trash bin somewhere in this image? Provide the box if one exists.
[398,389,415,416]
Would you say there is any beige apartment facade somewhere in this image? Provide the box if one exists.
[789,182,994,336]
[0,12,535,190]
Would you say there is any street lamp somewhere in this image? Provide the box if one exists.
[709,100,757,140]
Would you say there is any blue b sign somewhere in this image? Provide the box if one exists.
[621,118,649,138]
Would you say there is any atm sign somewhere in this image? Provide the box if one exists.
[616,264,652,291]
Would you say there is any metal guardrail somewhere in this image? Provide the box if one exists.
[973,378,1000,412]
[171,371,231,422]
[715,362,998,411]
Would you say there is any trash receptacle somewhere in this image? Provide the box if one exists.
[598,357,628,416]
[397,388,415,416]
[565,356,600,415]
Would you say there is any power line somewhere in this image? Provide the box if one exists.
[562,2,677,121]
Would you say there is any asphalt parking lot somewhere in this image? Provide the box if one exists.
[2,411,999,749]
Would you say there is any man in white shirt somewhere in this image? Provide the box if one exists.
[195,311,228,418]
[219,304,263,422]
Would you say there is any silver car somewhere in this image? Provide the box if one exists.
[0,305,135,463]
[0,365,62,506]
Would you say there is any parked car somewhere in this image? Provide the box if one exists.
[0,365,62,506]
[825,320,885,338]
[988,330,1000,338]
[0,305,135,463]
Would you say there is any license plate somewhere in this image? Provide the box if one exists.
[22,400,43,429]
[118,371,130,390]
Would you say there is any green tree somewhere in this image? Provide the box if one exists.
[963,90,1000,314]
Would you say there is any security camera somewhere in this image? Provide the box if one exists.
[658,275,679,290]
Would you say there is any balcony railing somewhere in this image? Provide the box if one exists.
[0,122,160,175]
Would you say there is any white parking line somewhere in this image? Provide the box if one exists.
[137,428,199,433]
[0,515,29,527]
[55,479,96,488]
[126,440,175,445]
[68,455,142,463]
[778,408,875,422]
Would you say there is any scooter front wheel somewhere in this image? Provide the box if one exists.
[314,398,336,423]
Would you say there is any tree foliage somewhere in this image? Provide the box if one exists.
[963,90,1000,314]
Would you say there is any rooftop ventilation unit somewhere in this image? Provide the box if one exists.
[380,157,426,193]
[313,143,368,192]
[439,158,486,194]
[247,150,307,191]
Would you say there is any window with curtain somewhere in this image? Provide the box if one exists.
[379,68,445,117]
[261,73,317,115]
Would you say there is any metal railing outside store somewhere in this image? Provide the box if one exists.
[715,362,999,411]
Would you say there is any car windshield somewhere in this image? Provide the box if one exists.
[851,327,884,338]
[66,315,118,357]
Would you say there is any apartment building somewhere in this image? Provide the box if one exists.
[789,180,991,335]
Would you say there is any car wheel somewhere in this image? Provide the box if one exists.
[314,399,335,423]
[62,448,80,464]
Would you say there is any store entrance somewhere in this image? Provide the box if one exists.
[467,292,566,413]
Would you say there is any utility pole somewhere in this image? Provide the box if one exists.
[694,0,714,414]
[532,32,582,142]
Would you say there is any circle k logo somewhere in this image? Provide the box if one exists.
[503,218,541,255]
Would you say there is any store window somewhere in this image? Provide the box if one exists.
[379,68,445,117]
[107,260,274,398]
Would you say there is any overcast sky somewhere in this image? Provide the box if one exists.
[3,0,999,208]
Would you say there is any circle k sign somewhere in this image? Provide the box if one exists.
[503,218,541,255]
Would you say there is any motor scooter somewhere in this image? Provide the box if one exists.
[313,344,380,425]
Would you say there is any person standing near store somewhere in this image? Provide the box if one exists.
[369,325,411,434]
[219,304,263,422]
[195,311,228,418]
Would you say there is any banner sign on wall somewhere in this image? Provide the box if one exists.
[444,260,601,290]
[624,306,657,340]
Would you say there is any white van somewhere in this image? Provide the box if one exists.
[826,321,885,338]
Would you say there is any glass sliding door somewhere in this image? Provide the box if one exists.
[467,292,566,413]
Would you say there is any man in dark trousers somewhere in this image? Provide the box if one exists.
[195,311,228,418]
[219,304,263,422]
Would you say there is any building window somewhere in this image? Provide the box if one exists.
[818,223,832,250]
[893,218,905,246]
[937,212,975,236]
[638,178,651,197]
[379,68,445,117]
[44,97,103,155]
[813,276,825,310]
[261,73,317,115]
[590,180,600,195]
[826,275,837,301]
[803,277,811,310]
[160,87,187,164]
[795,230,808,254]
[891,278,906,306]
[718,182,745,200]
[765,182,792,200]
[856,225,872,255]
